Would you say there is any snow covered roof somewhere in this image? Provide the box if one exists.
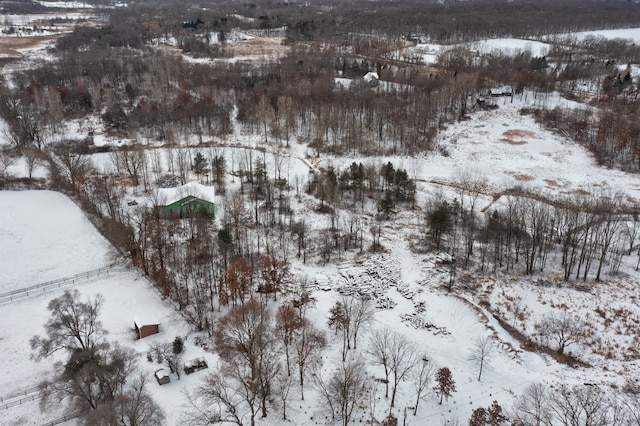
[155,368,170,379]
[133,314,159,328]
[363,72,379,83]
[155,182,215,206]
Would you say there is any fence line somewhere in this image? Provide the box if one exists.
[0,264,123,305]
[0,384,42,404]
[41,411,80,426]
[0,383,74,412]
[0,390,40,411]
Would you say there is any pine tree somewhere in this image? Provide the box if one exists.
[192,152,209,181]
[378,190,395,219]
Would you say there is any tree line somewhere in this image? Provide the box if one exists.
[426,183,637,283]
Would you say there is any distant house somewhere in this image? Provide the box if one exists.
[134,314,160,339]
[155,182,215,219]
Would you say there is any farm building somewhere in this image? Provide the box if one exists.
[133,314,160,339]
[155,182,215,219]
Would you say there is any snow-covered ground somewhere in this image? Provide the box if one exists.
[0,191,115,292]
[0,184,564,426]
[0,191,209,426]
[4,24,640,426]
[467,38,551,57]
[568,27,640,44]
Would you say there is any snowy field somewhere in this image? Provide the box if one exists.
[569,27,640,44]
[0,191,115,293]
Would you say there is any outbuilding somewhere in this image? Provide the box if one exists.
[155,368,170,385]
[155,181,216,219]
[133,314,160,339]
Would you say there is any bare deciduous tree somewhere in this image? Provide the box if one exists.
[538,312,588,355]
[313,357,369,426]
[113,374,166,426]
[368,327,393,399]
[0,148,16,181]
[328,295,375,361]
[550,384,611,426]
[387,332,417,409]
[412,356,436,416]
[276,303,302,377]
[368,328,419,409]
[214,299,280,419]
[149,341,183,380]
[295,319,326,400]
[511,382,553,426]
[30,289,106,359]
[111,145,145,187]
[470,335,495,381]
[183,370,251,426]
[349,296,375,350]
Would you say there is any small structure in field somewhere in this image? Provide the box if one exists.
[488,86,513,97]
[184,357,209,375]
[155,182,215,219]
[155,368,170,385]
[363,72,380,87]
[134,314,160,339]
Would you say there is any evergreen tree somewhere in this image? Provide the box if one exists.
[192,152,209,181]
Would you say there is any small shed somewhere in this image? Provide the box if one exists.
[134,315,160,339]
[155,368,170,385]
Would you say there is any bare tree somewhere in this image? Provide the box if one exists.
[349,295,375,350]
[313,357,369,426]
[412,356,436,416]
[149,341,184,380]
[40,343,137,423]
[549,384,611,426]
[538,312,588,355]
[214,299,280,419]
[620,393,640,425]
[368,327,393,399]
[294,319,326,400]
[276,303,302,377]
[23,146,43,180]
[274,368,294,421]
[470,335,495,381]
[183,370,252,426]
[111,145,145,187]
[51,140,94,191]
[387,332,417,409]
[511,382,553,426]
[329,295,375,361]
[0,148,16,181]
[31,289,106,359]
[113,374,166,426]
